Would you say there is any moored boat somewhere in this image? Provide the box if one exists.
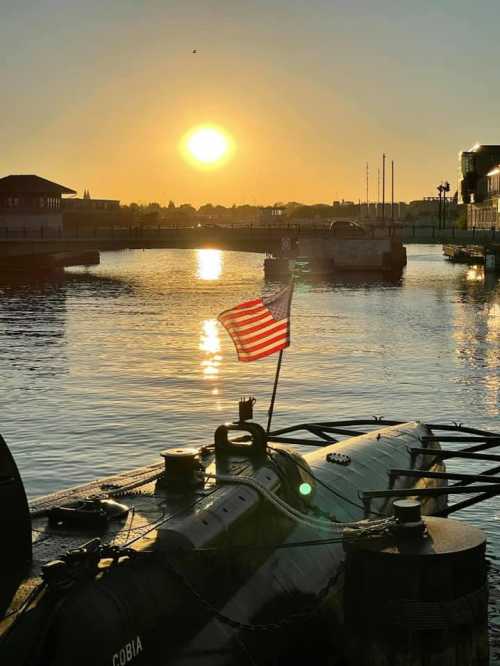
[0,410,498,665]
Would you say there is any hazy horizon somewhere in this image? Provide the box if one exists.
[2,1,500,206]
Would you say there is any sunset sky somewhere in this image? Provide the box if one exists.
[1,0,500,206]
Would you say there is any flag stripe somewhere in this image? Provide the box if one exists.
[225,315,274,338]
[226,313,273,334]
[238,340,289,362]
[236,298,262,309]
[223,310,272,329]
[234,330,289,355]
[234,322,288,347]
[234,317,280,338]
[219,303,266,322]
[220,305,268,324]
[236,320,288,344]
[218,299,263,321]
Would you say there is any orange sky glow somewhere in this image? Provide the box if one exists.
[2,1,500,206]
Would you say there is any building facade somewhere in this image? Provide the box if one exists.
[0,175,76,231]
[466,165,500,229]
[459,144,500,204]
[459,145,500,229]
[63,196,120,211]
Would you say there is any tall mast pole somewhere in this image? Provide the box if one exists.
[377,168,380,218]
[391,159,395,222]
[366,162,369,218]
[382,153,386,223]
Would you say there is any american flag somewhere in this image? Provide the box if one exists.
[218,284,293,362]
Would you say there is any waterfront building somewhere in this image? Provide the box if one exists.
[459,144,500,230]
[63,191,120,211]
[465,165,500,229]
[0,174,76,231]
[459,144,500,204]
[260,205,286,222]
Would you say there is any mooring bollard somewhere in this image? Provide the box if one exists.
[343,500,489,666]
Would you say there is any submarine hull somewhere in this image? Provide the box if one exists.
[0,421,446,665]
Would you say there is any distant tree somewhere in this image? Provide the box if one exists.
[168,200,176,209]
[199,203,214,214]
[178,204,196,219]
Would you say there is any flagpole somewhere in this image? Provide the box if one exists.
[266,348,284,434]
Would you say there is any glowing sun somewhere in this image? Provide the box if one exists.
[182,125,232,167]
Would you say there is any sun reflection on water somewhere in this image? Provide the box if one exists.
[197,249,222,280]
[466,265,484,282]
[199,319,222,379]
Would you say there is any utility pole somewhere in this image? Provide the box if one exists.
[391,160,394,223]
[382,153,386,223]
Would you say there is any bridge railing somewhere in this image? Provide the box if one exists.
[0,223,496,243]
[397,225,497,243]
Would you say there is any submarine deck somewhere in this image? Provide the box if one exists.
[3,417,500,640]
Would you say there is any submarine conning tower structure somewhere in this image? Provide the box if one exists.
[0,413,496,666]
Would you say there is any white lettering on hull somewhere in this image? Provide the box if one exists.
[112,636,143,665]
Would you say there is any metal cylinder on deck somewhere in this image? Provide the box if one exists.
[343,500,489,666]
[159,448,200,491]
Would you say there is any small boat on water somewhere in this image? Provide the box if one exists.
[0,407,498,666]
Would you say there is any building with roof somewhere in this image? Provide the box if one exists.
[459,144,500,204]
[459,145,500,229]
[0,175,76,231]
[465,165,500,229]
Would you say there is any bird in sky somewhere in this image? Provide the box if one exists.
[192,49,197,54]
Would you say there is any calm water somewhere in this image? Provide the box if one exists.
[1,245,499,651]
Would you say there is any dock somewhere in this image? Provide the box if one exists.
[443,242,500,271]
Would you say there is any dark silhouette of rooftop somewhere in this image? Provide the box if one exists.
[0,175,76,195]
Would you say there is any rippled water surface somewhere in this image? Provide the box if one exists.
[1,245,499,654]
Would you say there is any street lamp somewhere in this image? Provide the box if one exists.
[437,184,444,229]
[442,181,450,229]
[437,182,450,229]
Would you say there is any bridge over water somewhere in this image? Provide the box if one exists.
[0,226,498,274]
[0,224,497,257]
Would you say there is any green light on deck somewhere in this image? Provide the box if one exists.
[299,482,312,497]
